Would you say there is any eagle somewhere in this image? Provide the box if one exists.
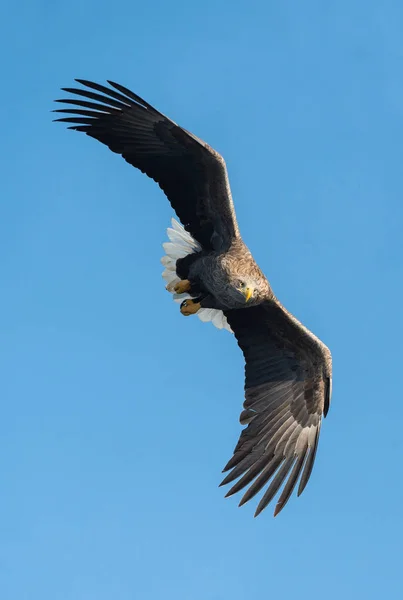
[54,79,332,517]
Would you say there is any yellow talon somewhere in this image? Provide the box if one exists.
[180,299,201,316]
[174,279,191,294]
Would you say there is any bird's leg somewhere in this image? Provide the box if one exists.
[171,254,204,295]
[199,294,221,309]
[175,253,201,279]
[173,279,191,294]
[180,297,202,316]
[180,293,220,317]
[168,278,201,296]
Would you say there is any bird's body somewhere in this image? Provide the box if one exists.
[182,238,269,310]
[54,79,332,516]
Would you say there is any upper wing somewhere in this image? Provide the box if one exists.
[54,79,239,251]
[222,301,332,517]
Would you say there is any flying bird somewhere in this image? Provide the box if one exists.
[54,79,332,517]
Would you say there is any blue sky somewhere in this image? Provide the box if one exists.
[1,1,403,598]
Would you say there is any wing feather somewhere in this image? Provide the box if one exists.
[298,424,321,496]
[222,301,332,516]
[274,445,308,516]
[254,455,296,516]
[54,79,239,250]
[237,456,284,505]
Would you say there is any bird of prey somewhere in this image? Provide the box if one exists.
[54,79,332,517]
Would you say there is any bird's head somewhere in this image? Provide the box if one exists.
[235,279,256,304]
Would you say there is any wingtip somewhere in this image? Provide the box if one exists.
[74,78,98,86]
[297,478,308,496]
[219,472,235,490]
[254,503,279,518]
[221,455,240,473]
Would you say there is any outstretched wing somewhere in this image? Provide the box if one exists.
[54,79,239,251]
[222,301,332,516]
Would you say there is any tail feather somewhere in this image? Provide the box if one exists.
[162,219,233,333]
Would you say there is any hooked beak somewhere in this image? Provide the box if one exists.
[244,287,253,302]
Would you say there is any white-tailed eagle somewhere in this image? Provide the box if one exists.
[54,80,332,516]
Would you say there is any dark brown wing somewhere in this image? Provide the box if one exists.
[54,79,239,250]
[222,301,332,517]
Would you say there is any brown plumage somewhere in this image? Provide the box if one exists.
[54,79,332,516]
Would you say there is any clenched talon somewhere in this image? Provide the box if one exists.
[180,299,201,316]
[174,279,191,294]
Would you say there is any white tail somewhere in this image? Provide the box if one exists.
[161,219,233,333]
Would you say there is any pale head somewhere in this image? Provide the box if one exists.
[233,277,266,305]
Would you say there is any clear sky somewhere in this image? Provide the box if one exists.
[1,1,403,599]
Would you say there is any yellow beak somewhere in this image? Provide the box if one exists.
[244,287,253,302]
